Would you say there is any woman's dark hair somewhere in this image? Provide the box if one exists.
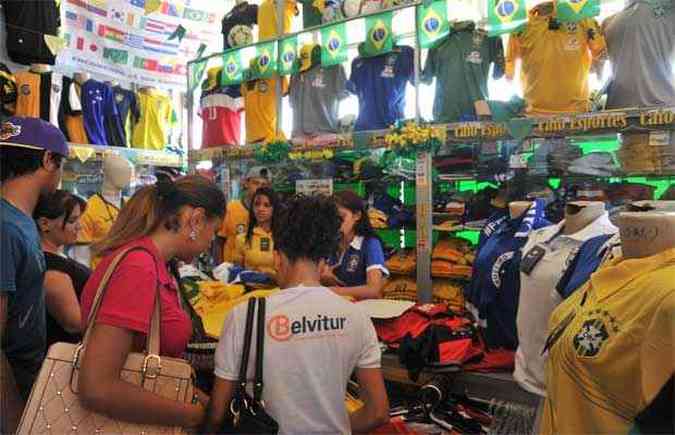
[334,190,377,239]
[246,187,278,246]
[33,190,87,231]
[93,175,226,256]
[0,147,63,182]
[272,195,341,263]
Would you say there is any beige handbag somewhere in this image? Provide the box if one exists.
[17,247,195,434]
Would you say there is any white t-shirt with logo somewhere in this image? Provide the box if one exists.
[214,286,381,435]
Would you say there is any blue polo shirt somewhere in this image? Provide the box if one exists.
[330,236,389,287]
[555,233,615,299]
[347,46,414,131]
[466,200,550,350]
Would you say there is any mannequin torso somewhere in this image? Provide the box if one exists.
[619,212,675,259]
[73,72,90,85]
[562,201,606,235]
[509,201,532,219]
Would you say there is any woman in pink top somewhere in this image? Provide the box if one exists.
[79,175,226,430]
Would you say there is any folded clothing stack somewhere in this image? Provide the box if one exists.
[386,249,417,275]
[368,207,389,229]
[618,132,675,174]
[382,277,418,302]
[431,238,475,279]
[432,279,465,313]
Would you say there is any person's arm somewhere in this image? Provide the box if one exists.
[349,368,389,433]
[203,377,237,433]
[78,323,205,428]
[1,294,24,434]
[44,270,81,334]
[330,268,386,300]
[231,235,246,268]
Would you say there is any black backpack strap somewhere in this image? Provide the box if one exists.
[253,297,266,403]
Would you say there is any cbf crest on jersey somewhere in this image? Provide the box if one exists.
[555,0,600,23]
[321,22,348,66]
[279,35,299,76]
[220,51,243,86]
[416,0,449,48]
[363,11,393,56]
[487,0,528,36]
[252,42,277,79]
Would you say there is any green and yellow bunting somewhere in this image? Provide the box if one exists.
[252,41,277,79]
[278,36,298,76]
[220,50,244,86]
[487,0,528,36]
[417,0,449,49]
[189,59,207,92]
[363,11,393,57]
[555,0,600,22]
[320,22,348,66]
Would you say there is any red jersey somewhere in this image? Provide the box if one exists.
[80,237,192,358]
[200,89,242,148]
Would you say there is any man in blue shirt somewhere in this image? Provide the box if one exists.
[1,117,68,432]
[347,45,414,131]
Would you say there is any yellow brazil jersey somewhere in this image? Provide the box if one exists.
[505,11,606,115]
[541,248,675,435]
[241,77,288,144]
[132,89,176,150]
[218,200,250,263]
[14,71,41,118]
[78,194,120,245]
[258,0,297,40]
[232,227,276,276]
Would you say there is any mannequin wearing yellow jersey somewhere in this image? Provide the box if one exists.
[232,187,278,277]
[542,209,675,434]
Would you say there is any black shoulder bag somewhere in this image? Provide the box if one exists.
[225,297,279,434]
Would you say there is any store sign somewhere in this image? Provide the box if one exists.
[296,179,333,196]
[640,109,675,126]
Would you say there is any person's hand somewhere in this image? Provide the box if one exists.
[195,388,210,408]
[320,263,344,287]
[185,402,206,431]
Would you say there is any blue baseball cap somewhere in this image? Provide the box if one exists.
[0,117,69,157]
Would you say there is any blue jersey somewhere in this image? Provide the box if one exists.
[347,46,413,131]
[82,80,118,146]
[329,236,389,287]
[466,200,550,350]
[555,233,615,299]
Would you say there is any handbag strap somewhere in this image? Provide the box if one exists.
[253,297,266,402]
[80,246,162,356]
[237,297,257,393]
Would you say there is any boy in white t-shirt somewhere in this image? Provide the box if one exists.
[205,195,390,434]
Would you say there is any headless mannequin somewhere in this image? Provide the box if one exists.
[72,154,134,267]
[619,212,675,259]
[562,201,605,235]
[107,80,120,88]
[29,63,51,73]
[73,72,90,85]
[509,201,532,219]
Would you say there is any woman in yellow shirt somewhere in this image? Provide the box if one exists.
[232,187,278,276]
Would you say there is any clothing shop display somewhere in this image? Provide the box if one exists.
[348,46,414,131]
[219,199,250,263]
[542,248,675,434]
[505,6,606,115]
[78,194,121,246]
[132,88,176,150]
[221,2,259,49]
[61,77,88,144]
[514,211,617,397]
[618,132,675,174]
[383,276,418,302]
[14,70,77,131]
[299,0,322,27]
[82,79,118,146]
[604,0,675,109]
[200,86,243,147]
[3,0,60,65]
[554,233,615,299]
[421,25,504,122]
[232,227,276,276]
[242,77,288,144]
[111,86,140,147]
[328,236,389,287]
[289,64,348,137]
[0,63,17,119]
[466,200,550,350]
[258,0,297,40]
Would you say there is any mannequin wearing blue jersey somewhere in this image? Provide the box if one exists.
[321,191,389,300]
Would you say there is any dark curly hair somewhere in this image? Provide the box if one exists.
[246,187,278,245]
[272,195,341,263]
[334,190,378,239]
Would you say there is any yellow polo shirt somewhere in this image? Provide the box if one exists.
[258,0,297,40]
[542,248,675,435]
[218,200,250,263]
[78,194,120,245]
[132,89,177,150]
[232,227,276,276]
[505,11,606,115]
[241,77,288,144]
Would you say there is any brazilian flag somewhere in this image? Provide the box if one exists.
[487,0,528,36]
[220,49,244,86]
[189,59,207,92]
[363,11,394,57]
[251,41,277,79]
[555,0,600,22]
[417,0,449,49]
[320,22,348,66]
[278,35,299,76]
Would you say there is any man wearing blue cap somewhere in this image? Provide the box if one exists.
[0,117,69,432]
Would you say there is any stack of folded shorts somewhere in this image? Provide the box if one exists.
[432,280,465,312]
[618,132,675,174]
[368,207,388,229]
[382,276,418,301]
[385,249,417,275]
[431,238,474,279]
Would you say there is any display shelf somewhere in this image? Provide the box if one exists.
[68,143,183,168]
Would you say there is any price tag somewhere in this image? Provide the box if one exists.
[649,131,671,146]
[509,154,529,169]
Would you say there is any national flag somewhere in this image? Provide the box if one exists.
[139,16,174,34]
[145,0,161,14]
[251,41,277,79]
[125,33,145,49]
[161,1,183,17]
[320,22,347,66]
[487,0,528,36]
[143,36,179,55]
[130,0,145,8]
[183,7,209,22]
[65,11,95,32]
[110,7,126,24]
[101,25,127,44]
[168,24,187,42]
[66,0,107,17]
[221,49,244,86]
[74,36,100,54]
[134,56,159,71]
[103,47,129,64]
[278,35,298,76]
[555,0,600,22]
[417,0,449,48]
[189,58,207,92]
[363,11,393,57]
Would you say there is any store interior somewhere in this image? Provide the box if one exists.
[0,0,673,433]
